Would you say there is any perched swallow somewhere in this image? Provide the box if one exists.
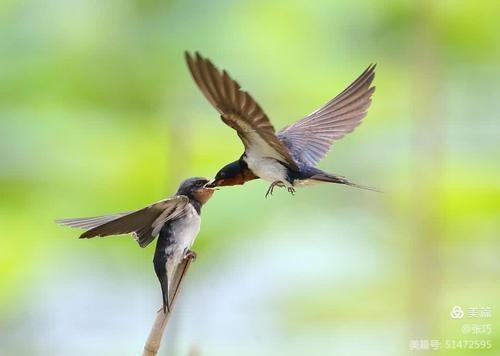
[185,52,376,197]
[57,177,214,313]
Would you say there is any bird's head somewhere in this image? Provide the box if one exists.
[176,177,214,204]
[205,160,257,188]
[206,161,242,187]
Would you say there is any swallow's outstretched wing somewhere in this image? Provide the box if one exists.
[277,64,376,166]
[185,52,299,171]
[56,196,190,247]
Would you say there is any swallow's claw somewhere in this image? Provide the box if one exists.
[265,182,276,198]
[265,185,273,198]
[157,306,170,314]
[184,249,197,261]
[287,187,296,195]
[266,181,287,198]
[157,305,169,314]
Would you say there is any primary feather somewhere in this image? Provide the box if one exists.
[56,196,190,248]
[277,64,376,166]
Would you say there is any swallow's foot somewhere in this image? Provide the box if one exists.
[157,303,170,314]
[184,249,197,261]
[287,187,296,195]
[265,181,285,198]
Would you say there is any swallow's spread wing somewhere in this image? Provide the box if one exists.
[56,196,190,248]
[277,64,376,166]
[186,52,298,171]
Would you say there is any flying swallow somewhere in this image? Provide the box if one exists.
[57,177,214,313]
[185,52,376,197]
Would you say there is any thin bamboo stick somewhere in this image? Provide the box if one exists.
[143,255,195,356]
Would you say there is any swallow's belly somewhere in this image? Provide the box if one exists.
[164,205,201,285]
[244,156,290,186]
[168,206,201,262]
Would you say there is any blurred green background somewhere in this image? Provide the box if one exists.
[1,0,499,355]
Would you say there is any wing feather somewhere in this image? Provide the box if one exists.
[56,196,190,248]
[186,52,298,170]
[277,64,376,166]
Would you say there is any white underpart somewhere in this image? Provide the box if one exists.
[165,204,201,290]
[236,122,293,187]
[244,152,291,186]
[243,140,293,187]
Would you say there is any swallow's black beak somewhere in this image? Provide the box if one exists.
[204,179,220,189]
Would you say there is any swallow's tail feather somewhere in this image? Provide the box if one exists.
[159,273,170,313]
[309,171,380,192]
[153,259,170,314]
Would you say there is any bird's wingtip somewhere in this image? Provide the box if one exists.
[54,218,74,227]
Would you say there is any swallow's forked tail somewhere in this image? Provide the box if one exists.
[309,172,380,192]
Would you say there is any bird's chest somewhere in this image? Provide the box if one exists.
[170,206,201,251]
[244,154,288,184]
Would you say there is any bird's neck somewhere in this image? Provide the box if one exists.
[239,157,258,182]
[188,199,202,215]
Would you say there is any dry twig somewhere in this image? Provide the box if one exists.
[142,255,195,356]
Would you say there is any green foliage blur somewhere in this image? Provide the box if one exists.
[1,0,499,355]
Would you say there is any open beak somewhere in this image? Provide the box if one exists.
[193,184,216,204]
[204,179,220,189]
[204,179,221,189]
